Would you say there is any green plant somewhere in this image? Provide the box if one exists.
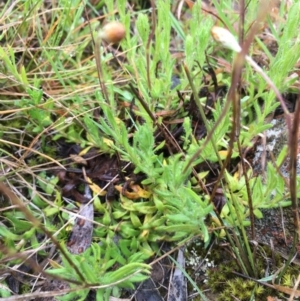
[47,242,150,300]
[1,0,300,300]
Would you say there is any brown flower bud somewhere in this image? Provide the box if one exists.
[98,21,126,44]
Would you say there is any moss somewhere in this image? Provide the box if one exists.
[186,239,300,300]
[215,277,265,301]
[206,258,269,301]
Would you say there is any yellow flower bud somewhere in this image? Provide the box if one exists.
[98,21,126,44]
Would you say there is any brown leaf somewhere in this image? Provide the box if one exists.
[115,184,151,199]
[70,154,87,165]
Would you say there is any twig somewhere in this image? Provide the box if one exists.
[146,0,156,90]
[289,93,300,241]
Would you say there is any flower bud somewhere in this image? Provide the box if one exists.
[211,26,241,53]
[98,21,126,44]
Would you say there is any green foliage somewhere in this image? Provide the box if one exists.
[0,0,299,299]
[221,162,288,226]
[47,242,150,301]
[0,282,11,298]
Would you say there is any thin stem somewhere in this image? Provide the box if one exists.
[289,94,300,241]
[183,63,222,165]
[245,55,291,132]
[95,37,110,104]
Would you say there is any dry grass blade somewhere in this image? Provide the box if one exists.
[288,274,300,301]
[0,139,65,169]
[0,287,86,301]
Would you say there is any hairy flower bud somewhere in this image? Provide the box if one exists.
[98,21,126,44]
[211,26,241,53]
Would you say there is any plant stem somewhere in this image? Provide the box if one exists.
[95,37,110,104]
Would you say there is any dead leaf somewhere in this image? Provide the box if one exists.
[115,184,151,199]
[267,297,283,301]
[85,176,106,196]
[70,154,87,165]
[273,284,300,298]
